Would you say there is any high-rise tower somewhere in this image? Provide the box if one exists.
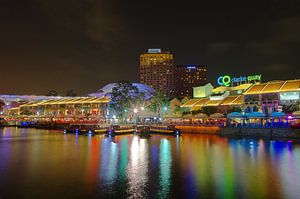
[140,49,174,97]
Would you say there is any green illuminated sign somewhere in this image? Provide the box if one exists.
[217,74,262,87]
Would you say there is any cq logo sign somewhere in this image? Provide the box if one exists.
[217,75,231,87]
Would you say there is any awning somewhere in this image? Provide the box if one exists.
[181,99,201,107]
[244,79,300,95]
[193,98,210,107]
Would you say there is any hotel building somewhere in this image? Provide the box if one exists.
[174,65,207,99]
[140,49,174,97]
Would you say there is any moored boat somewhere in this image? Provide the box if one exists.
[105,125,136,136]
[150,124,182,136]
[135,125,151,138]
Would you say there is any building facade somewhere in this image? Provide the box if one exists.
[6,97,110,123]
[181,79,300,115]
[174,65,207,99]
[140,49,174,97]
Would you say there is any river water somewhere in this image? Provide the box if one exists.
[0,127,300,199]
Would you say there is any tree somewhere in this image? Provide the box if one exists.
[201,106,217,116]
[148,90,169,117]
[109,81,142,122]
[174,105,185,115]
[282,101,300,114]
[66,89,77,97]
[0,100,5,113]
[181,97,190,104]
[46,90,58,96]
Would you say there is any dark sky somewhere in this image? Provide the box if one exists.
[1,0,300,95]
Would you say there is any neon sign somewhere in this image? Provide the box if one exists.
[217,75,231,87]
[217,74,262,87]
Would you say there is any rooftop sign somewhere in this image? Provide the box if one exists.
[186,65,196,69]
[217,74,262,87]
[148,49,161,53]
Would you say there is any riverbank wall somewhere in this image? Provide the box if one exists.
[176,125,221,134]
[175,125,300,139]
[219,127,300,139]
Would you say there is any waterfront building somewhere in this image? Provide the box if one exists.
[140,49,174,97]
[243,80,300,114]
[181,78,300,115]
[6,97,109,123]
[174,65,207,99]
[0,95,67,112]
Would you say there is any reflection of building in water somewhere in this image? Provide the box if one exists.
[126,136,149,198]
[86,138,100,192]
[119,138,128,179]
[100,139,118,185]
[159,139,171,198]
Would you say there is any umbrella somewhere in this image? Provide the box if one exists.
[209,113,225,119]
[88,114,100,119]
[270,112,286,118]
[194,113,208,118]
[227,112,244,118]
[163,114,182,119]
[183,114,193,118]
[245,112,265,118]
[292,111,300,119]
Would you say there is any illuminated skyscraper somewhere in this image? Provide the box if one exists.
[140,49,174,97]
[174,65,207,99]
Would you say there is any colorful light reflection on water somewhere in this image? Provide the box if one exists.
[0,127,300,199]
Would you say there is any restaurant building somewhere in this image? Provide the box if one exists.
[182,79,300,115]
[243,79,300,114]
[6,97,110,123]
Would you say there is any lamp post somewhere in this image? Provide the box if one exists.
[133,108,138,125]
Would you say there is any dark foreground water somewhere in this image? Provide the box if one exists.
[0,128,300,199]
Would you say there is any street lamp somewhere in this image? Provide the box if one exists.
[141,106,145,111]
[133,108,138,125]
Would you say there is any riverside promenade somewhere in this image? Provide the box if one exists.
[174,124,300,139]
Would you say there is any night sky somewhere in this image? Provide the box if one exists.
[1,0,300,95]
